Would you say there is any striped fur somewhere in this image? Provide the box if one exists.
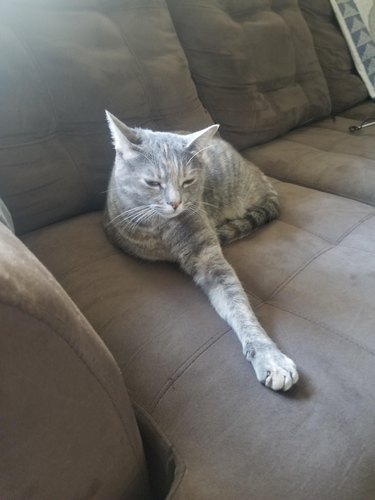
[104,112,298,391]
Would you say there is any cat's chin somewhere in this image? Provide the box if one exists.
[159,207,184,219]
[160,211,183,220]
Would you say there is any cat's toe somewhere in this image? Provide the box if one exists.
[247,346,299,392]
[264,365,298,391]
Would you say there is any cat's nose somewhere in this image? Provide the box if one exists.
[168,201,181,210]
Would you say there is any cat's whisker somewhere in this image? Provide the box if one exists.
[135,208,155,225]
[121,208,150,225]
[200,201,219,209]
[101,187,124,194]
[143,209,158,226]
[185,203,206,219]
[125,207,155,231]
[112,206,150,227]
[109,205,150,225]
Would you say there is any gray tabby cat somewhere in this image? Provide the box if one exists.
[104,111,299,391]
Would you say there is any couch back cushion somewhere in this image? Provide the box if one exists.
[167,0,331,150]
[299,0,368,114]
[0,223,151,499]
[0,0,212,234]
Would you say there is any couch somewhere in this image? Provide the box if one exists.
[1,0,374,498]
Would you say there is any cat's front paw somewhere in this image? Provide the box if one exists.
[245,344,299,391]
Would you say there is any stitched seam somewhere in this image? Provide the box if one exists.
[0,300,144,469]
[285,128,375,163]
[336,211,375,244]
[256,166,375,207]
[58,138,93,202]
[259,212,375,303]
[314,119,375,133]
[337,243,375,256]
[265,247,333,302]
[54,250,120,283]
[277,218,337,244]
[7,26,59,125]
[105,7,152,117]
[0,98,204,150]
[242,286,263,304]
[264,245,334,303]
[132,402,187,500]
[266,302,375,357]
[151,328,231,411]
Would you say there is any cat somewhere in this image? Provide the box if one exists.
[104,111,299,391]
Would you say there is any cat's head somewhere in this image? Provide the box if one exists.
[106,111,219,219]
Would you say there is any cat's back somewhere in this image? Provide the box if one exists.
[201,136,272,212]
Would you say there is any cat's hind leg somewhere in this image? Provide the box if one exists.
[216,197,280,245]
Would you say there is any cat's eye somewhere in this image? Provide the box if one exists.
[182,178,195,188]
[145,179,161,188]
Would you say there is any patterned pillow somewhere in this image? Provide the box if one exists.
[330,0,375,99]
[300,0,368,113]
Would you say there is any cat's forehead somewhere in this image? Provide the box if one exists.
[141,132,191,172]
[145,131,186,152]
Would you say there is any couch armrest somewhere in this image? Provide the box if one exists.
[0,223,151,499]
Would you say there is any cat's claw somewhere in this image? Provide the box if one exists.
[245,345,299,391]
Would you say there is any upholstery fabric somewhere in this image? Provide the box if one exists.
[0,223,150,499]
[0,0,212,234]
[300,0,368,113]
[244,107,375,205]
[135,404,186,500]
[23,180,375,499]
[167,0,331,150]
[339,99,375,119]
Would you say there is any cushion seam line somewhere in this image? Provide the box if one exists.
[265,302,375,357]
[150,328,231,411]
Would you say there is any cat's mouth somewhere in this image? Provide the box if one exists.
[159,204,184,219]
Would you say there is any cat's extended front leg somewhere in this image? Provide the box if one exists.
[179,242,298,391]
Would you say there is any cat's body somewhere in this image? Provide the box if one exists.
[104,112,298,391]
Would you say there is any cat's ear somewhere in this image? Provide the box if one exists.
[185,124,220,150]
[105,110,140,157]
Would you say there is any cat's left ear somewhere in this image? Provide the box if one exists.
[185,124,220,150]
[105,110,140,157]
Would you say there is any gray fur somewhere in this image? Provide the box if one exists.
[104,111,298,391]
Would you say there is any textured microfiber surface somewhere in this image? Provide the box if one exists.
[0,223,153,499]
[0,0,212,234]
[167,0,331,149]
[23,179,375,500]
[244,104,375,205]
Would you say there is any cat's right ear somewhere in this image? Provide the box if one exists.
[105,111,140,157]
[185,124,220,150]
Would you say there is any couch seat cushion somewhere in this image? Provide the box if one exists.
[167,0,331,150]
[244,108,375,205]
[23,180,375,499]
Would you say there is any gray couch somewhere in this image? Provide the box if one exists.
[1,0,374,499]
